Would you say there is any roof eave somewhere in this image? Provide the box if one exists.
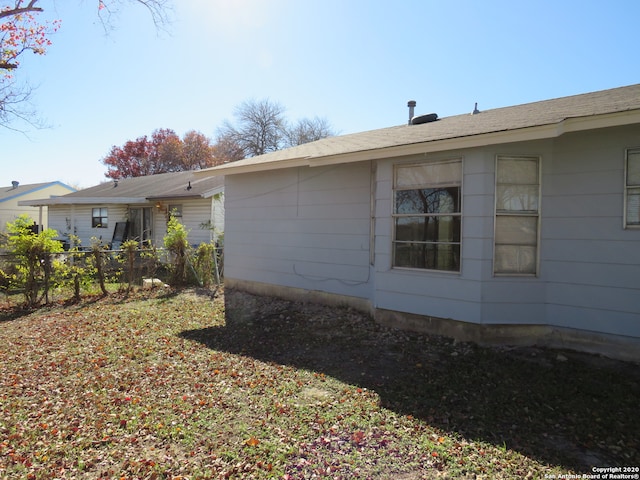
[197,109,640,175]
[194,156,310,176]
[19,197,147,206]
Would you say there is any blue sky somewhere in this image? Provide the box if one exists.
[2,0,639,188]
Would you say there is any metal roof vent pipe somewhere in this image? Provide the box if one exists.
[407,100,416,125]
[11,180,19,189]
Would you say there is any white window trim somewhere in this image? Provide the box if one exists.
[92,207,108,229]
[493,155,541,277]
[624,147,640,229]
[392,157,463,273]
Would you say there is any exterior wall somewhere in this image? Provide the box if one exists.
[48,204,129,247]
[540,126,640,338]
[373,126,640,341]
[49,196,224,249]
[224,163,373,300]
[374,151,489,324]
[224,124,640,356]
[0,184,75,232]
[152,196,224,247]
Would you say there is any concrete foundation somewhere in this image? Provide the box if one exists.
[225,279,640,363]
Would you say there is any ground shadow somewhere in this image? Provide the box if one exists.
[180,290,640,472]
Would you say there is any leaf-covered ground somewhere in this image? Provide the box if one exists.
[0,288,638,479]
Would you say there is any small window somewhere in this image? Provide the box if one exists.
[393,159,462,272]
[494,155,540,275]
[92,207,108,228]
[625,148,640,228]
[168,205,183,218]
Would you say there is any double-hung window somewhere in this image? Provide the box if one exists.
[625,148,640,228]
[92,207,108,228]
[494,155,540,275]
[393,159,462,272]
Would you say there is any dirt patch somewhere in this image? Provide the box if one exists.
[196,288,640,471]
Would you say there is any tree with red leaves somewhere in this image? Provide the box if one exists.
[102,129,217,179]
[0,0,171,128]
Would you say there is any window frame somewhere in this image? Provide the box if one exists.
[624,147,640,229]
[91,207,108,229]
[493,154,541,276]
[392,158,463,273]
[128,206,153,245]
[168,204,183,218]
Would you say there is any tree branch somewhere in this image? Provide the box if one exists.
[0,3,44,20]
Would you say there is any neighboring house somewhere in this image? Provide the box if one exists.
[20,170,224,249]
[198,83,640,361]
[0,181,76,233]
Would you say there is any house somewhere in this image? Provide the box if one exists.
[198,83,640,362]
[0,181,76,233]
[20,170,224,249]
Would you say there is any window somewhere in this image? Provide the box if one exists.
[92,207,108,228]
[168,204,183,218]
[393,159,462,271]
[625,148,640,228]
[494,155,540,275]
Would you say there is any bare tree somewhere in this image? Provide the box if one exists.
[0,0,172,129]
[97,0,172,30]
[212,131,245,164]
[215,99,336,161]
[0,80,41,131]
[217,99,286,158]
[283,116,336,147]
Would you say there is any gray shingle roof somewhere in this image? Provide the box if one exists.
[200,83,640,174]
[62,170,223,201]
[19,171,223,206]
[0,181,75,203]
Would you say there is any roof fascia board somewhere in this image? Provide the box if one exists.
[201,186,225,199]
[560,109,640,134]
[146,194,203,201]
[19,197,147,206]
[194,157,310,176]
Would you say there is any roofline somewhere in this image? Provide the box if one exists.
[19,185,224,206]
[19,197,147,206]
[194,156,310,176]
[0,181,76,204]
[198,109,640,176]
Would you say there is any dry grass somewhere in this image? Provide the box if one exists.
[0,287,637,479]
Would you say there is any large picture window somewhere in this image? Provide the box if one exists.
[494,155,540,275]
[625,148,640,228]
[92,207,108,228]
[393,159,462,271]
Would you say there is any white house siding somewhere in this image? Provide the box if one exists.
[540,126,640,338]
[154,197,223,247]
[48,204,130,248]
[224,164,373,300]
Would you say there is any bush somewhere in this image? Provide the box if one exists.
[3,215,63,307]
[163,215,191,286]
